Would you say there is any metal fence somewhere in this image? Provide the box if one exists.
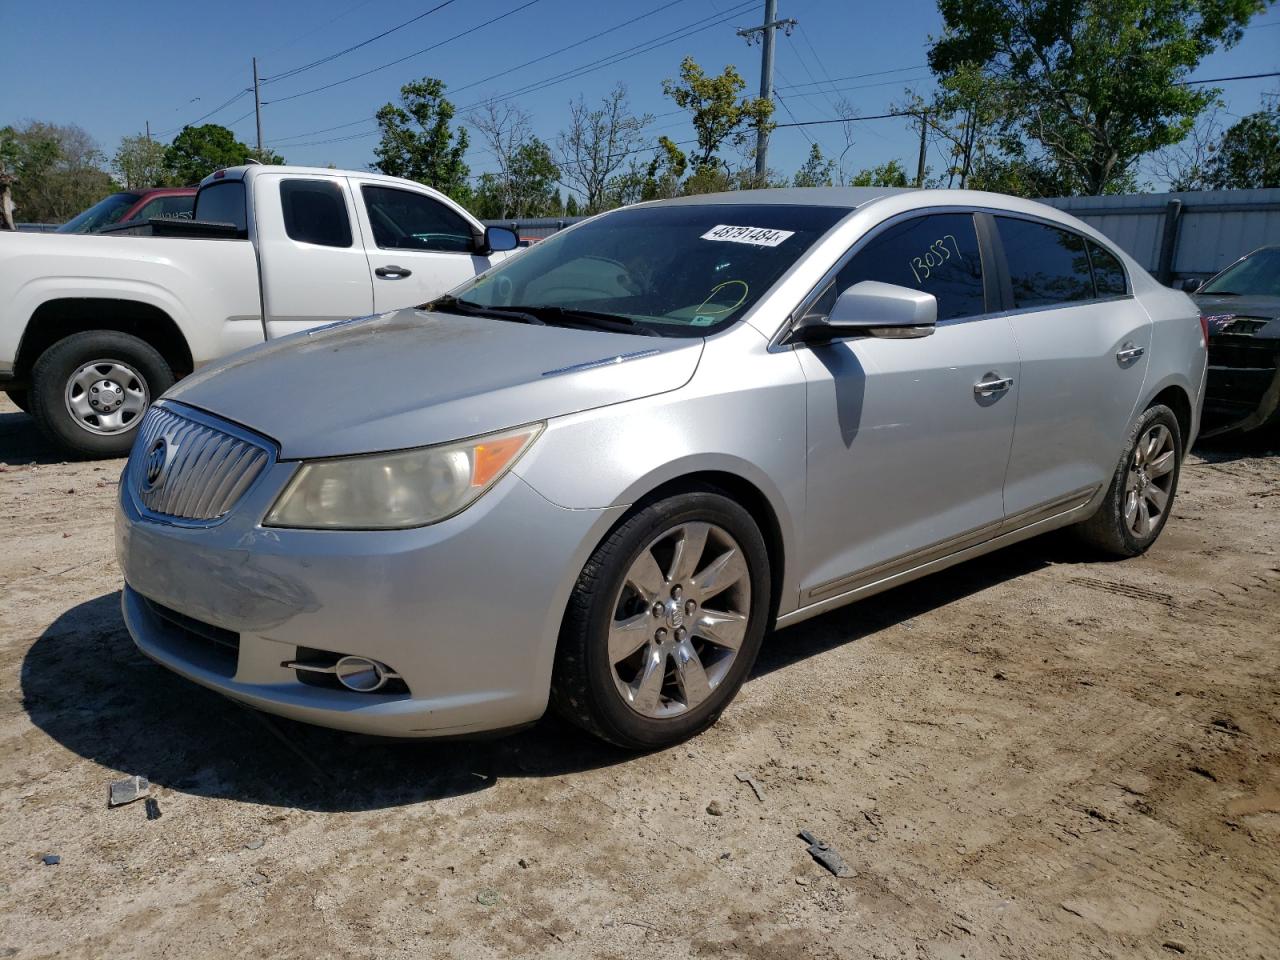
[1040,189,1280,284]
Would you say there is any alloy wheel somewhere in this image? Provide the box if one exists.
[608,521,752,719]
[1124,423,1175,538]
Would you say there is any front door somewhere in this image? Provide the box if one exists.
[991,216,1151,518]
[796,211,1020,605]
[353,181,493,311]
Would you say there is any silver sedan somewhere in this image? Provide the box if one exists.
[115,188,1207,749]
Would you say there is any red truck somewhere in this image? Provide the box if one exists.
[56,187,196,234]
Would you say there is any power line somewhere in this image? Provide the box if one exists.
[1178,70,1280,85]
[264,0,458,84]
[777,65,927,93]
[155,89,250,138]
[263,1,542,105]
[458,1,757,112]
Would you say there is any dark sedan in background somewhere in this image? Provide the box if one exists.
[1191,245,1280,436]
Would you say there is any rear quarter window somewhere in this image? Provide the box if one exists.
[1088,240,1128,297]
[193,180,248,236]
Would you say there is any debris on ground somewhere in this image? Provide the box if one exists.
[706,800,724,816]
[145,797,162,821]
[735,771,766,801]
[798,829,856,878]
[245,839,265,850]
[41,854,60,866]
[476,889,500,906]
[107,775,149,807]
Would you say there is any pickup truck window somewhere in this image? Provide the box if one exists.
[280,180,352,248]
[362,185,474,254]
[194,181,248,237]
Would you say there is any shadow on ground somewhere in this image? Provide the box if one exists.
[0,407,74,466]
[21,534,1087,813]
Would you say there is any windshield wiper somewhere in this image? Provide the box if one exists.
[427,294,547,326]
[506,304,663,337]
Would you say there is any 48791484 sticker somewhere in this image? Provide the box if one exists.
[700,224,795,247]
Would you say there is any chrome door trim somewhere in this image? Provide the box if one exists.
[800,485,1098,605]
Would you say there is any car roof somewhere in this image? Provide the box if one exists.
[201,164,431,188]
[648,186,916,209]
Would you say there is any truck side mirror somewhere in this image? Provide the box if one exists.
[478,226,519,254]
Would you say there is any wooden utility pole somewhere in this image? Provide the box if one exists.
[915,110,929,187]
[738,0,797,178]
[252,57,264,156]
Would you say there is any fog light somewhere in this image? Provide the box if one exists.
[334,656,391,692]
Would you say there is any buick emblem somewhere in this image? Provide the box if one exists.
[142,437,170,491]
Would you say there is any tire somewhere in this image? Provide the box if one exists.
[1076,403,1183,557]
[30,331,173,459]
[3,389,30,414]
[551,489,772,750]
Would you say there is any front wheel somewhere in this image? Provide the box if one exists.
[1076,403,1183,557]
[551,490,772,750]
[30,330,174,459]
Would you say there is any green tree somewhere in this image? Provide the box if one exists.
[661,56,773,174]
[247,146,287,166]
[373,78,470,199]
[113,134,170,189]
[928,0,1268,195]
[556,84,653,214]
[1188,110,1280,188]
[0,121,115,222]
[565,194,580,216]
[850,159,911,187]
[165,124,251,185]
[793,144,836,187]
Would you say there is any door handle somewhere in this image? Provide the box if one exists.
[1116,343,1145,363]
[973,374,1014,398]
[375,265,412,279]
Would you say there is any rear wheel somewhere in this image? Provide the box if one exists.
[1076,404,1182,557]
[30,330,173,459]
[551,490,771,750]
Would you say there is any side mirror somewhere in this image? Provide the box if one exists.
[478,225,519,254]
[791,280,937,343]
[1178,277,1202,293]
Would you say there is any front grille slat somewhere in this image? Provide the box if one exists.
[130,405,272,523]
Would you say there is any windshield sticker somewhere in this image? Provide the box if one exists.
[701,224,795,247]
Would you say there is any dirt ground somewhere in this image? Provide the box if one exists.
[0,394,1277,960]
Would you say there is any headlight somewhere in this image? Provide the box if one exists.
[264,423,543,530]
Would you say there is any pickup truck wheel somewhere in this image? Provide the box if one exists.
[3,389,31,414]
[30,331,174,459]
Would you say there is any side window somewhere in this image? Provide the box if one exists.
[135,195,194,221]
[280,179,353,248]
[1088,240,1127,297]
[995,217,1093,308]
[361,185,474,253]
[193,181,248,236]
[810,212,987,323]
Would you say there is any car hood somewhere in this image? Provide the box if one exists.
[1193,293,1280,337]
[166,308,703,459]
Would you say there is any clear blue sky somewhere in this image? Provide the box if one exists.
[4,0,1278,192]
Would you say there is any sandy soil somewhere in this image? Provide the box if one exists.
[1,394,1277,960]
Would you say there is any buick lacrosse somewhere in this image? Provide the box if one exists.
[116,188,1206,749]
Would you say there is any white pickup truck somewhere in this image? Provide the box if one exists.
[0,164,519,456]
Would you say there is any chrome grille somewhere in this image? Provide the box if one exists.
[130,404,272,522]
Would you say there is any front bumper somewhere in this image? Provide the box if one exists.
[1204,337,1280,433]
[116,460,623,737]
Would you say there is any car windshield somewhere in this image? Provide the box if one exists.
[1200,248,1280,298]
[57,192,141,233]
[450,203,849,337]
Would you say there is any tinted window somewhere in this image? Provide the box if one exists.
[997,217,1093,308]
[454,203,847,337]
[280,180,352,247]
[193,181,248,236]
[134,195,195,221]
[1200,247,1280,298]
[362,186,473,252]
[1088,240,1126,297]
[810,213,986,322]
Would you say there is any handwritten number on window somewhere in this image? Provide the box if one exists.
[909,234,962,284]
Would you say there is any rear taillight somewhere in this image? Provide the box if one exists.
[1198,314,1209,344]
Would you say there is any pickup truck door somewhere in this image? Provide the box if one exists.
[254,175,375,338]
[351,179,494,310]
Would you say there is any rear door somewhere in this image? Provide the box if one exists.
[254,174,375,338]
[993,216,1151,518]
[351,181,492,309]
